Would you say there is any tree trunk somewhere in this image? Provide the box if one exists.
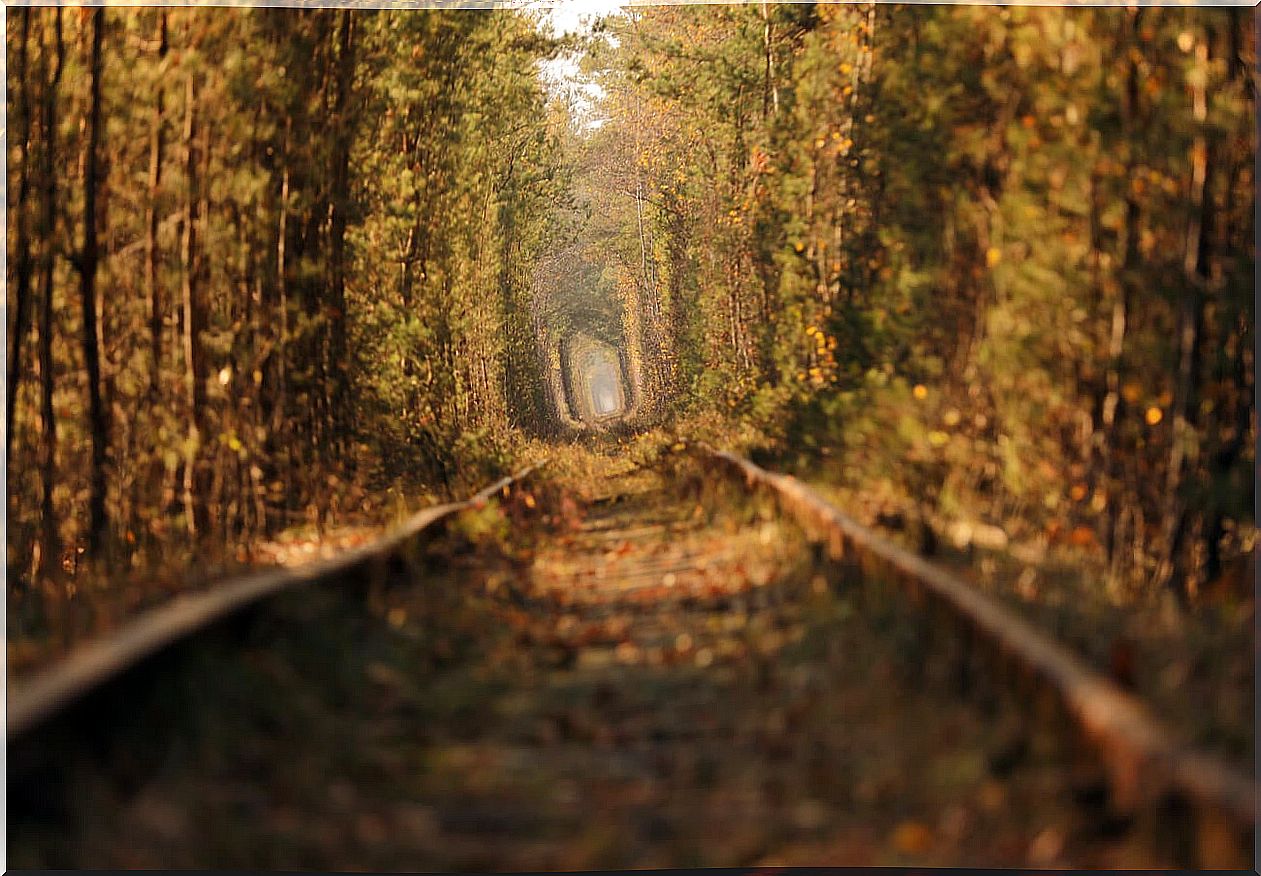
[7,9,33,461]
[273,117,292,518]
[1101,8,1143,578]
[78,8,109,557]
[328,10,354,452]
[146,11,168,398]
[36,9,65,577]
[181,72,207,536]
[1201,10,1254,584]
[760,1,778,118]
[1155,29,1215,602]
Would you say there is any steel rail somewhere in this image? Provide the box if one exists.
[693,444,1255,865]
[8,464,542,741]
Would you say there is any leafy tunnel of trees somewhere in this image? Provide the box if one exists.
[7,8,568,596]
[573,4,1255,605]
[5,5,1255,617]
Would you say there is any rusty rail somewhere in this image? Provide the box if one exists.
[694,444,1255,867]
[9,465,542,741]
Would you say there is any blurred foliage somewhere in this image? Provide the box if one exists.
[6,8,565,643]
[5,4,1254,641]
[582,4,1255,605]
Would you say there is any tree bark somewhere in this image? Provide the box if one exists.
[36,9,65,576]
[7,9,34,461]
[1101,8,1143,577]
[760,1,778,118]
[146,11,168,398]
[272,116,293,517]
[328,10,354,451]
[78,8,110,556]
[1201,10,1254,584]
[181,72,207,536]
[1155,29,1215,602]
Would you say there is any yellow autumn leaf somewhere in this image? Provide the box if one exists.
[891,821,933,855]
[912,384,928,400]
[985,247,1002,267]
[1145,406,1163,426]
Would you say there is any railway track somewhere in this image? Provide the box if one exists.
[9,467,542,742]
[8,444,1255,868]
[690,445,1256,867]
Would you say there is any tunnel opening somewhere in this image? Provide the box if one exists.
[533,241,659,434]
[560,332,629,426]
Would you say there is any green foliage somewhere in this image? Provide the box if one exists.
[583,5,1255,599]
[6,7,567,596]
[449,499,510,549]
[4,4,1253,613]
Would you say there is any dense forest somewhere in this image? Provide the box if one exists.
[6,4,1255,640]
[6,7,567,606]
[575,3,1256,605]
